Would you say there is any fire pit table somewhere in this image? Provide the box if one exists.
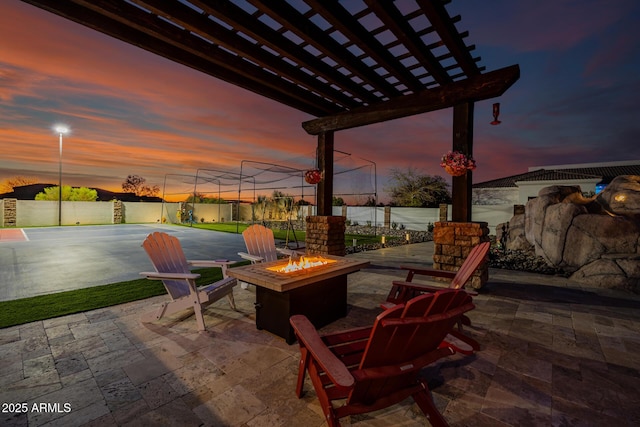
[227,255,370,344]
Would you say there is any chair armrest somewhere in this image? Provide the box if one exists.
[290,315,354,388]
[188,259,235,268]
[399,265,457,280]
[391,280,477,296]
[140,272,200,280]
[237,252,264,263]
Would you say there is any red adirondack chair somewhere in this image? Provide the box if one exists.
[385,241,490,304]
[383,241,490,354]
[290,289,474,427]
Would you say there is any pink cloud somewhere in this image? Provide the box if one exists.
[2,2,634,203]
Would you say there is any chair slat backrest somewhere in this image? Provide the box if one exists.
[242,224,278,263]
[142,232,191,299]
[350,290,474,404]
[449,241,490,289]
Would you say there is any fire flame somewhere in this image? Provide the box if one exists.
[267,256,336,273]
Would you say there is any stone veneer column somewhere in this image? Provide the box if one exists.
[113,200,123,224]
[305,216,346,256]
[384,206,391,229]
[433,221,490,289]
[439,204,448,222]
[3,199,17,227]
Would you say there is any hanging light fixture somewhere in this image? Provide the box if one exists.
[490,102,501,125]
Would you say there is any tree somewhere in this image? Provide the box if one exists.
[35,185,71,201]
[270,190,294,220]
[363,196,377,207]
[35,186,97,201]
[254,195,269,221]
[0,175,38,193]
[332,196,345,206]
[386,167,451,207]
[69,187,98,201]
[121,175,159,197]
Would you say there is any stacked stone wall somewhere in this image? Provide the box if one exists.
[305,216,346,256]
[2,199,17,227]
[113,200,123,224]
[433,221,490,289]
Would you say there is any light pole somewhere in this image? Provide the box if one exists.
[54,125,69,226]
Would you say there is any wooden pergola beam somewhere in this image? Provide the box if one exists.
[302,64,520,135]
[188,0,380,105]
[316,132,334,216]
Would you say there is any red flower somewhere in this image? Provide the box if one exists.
[440,151,476,176]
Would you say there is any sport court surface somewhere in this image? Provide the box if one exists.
[0,228,28,242]
[0,224,248,301]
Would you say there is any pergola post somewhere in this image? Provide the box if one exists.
[316,131,334,216]
[451,102,474,222]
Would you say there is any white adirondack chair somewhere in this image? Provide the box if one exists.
[237,224,299,289]
[140,231,237,331]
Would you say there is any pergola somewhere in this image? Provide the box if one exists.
[22,0,519,221]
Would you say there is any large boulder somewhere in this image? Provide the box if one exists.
[594,175,640,218]
[524,185,584,251]
[564,215,640,268]
[570,255,640,292]
[503,177,640,292]
[496,213,533,252]
[538,202,586,266]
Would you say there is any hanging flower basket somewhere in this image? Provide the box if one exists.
[440,151,476,176]
[304,168,322,184]
[444,165,467,176]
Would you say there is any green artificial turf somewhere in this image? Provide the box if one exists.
[0,222,387,329]
[186,222,386,245]
[0,267,225,329]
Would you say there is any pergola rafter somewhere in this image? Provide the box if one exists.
[21,0,520,220]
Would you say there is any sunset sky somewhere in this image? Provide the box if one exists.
[1,1,639,203]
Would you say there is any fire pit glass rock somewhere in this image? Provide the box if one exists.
[266,256,337,273]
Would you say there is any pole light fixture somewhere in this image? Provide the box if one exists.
[54,125,69,226]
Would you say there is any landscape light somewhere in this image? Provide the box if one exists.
[54,125,69,226]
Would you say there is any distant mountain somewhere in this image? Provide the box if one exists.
[0,183,163,202]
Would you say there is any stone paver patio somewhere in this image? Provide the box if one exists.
[1,242,639,426]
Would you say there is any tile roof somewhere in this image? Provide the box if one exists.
[473,164,640,188]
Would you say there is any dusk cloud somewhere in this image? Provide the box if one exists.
[1,1,638,203]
